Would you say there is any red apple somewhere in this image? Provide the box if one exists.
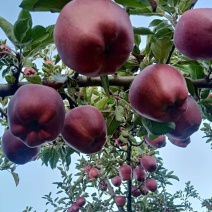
[139,155,157,173]
[131,186,142,197]
[54,0,134,77]
[84,164,92,174]
[129,64,188,122]
[144,135,166,148]
[1,129,40,165]
[7,84,65,147]
[133,166,146,182]
[67,203,79,212]
[88,167,100,179]
[98,180,108,191]
[174,8,212,60]
[0,44,11,58]
[76,197,86,207]
[24,67,36,76]
[119,164,132,181]
[114,196,126,207]
[111,176,122,187]
[61,105,107,154]
[145,178,158,192]
[115,138,126,147]
[168,137,191,148]
[140,185,149,195]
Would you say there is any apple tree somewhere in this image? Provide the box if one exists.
[0,0,212,211]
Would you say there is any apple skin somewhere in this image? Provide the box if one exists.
[119,164,132,181]
[139,155,157,173]
[166,96,202,139]
[131,186,142,197]
[1,129,40,165]
[54,0,134,77]
[144,135,166,148]
[114,196,126,207]
[76,197,86,207]
[88,167,100,179]
[111,176,122,187]
[67,203,79,212]
[7,84,65,147]
[24,67,36,76]
[168,137,191,148]
[0,44,11,58]
[129,64,188,123]
[133,166,146,182]
[145,178,158,192]
[99,180,108,191]
[174,8,212,60]
[115,138,126,147]
[61,105,107,154]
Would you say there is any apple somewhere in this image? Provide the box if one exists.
[54,0,134,77]
[139,155,157,173]
[67,203,79,212]
[140,185,149,195]
[0,44,11,58]
[166,96,202,139]
[61,105,107,154]
[7,84,65,147]
[84,164,92,174]
[174,8,212,60]
[98,180,108,191]
[144,135,166,148]
[111,176,122,187]
[1,129,40,165]
[145,178,158,192]
[131,186,142,197]
[133,166,146,182]
[88,167,100,179]
[119,164,132,181]
[115,138,126,147]
[76,197,86,207]
[129,64,188,122]
[168,137,191,148]
[24,67,36,76]
[114,196,126,207]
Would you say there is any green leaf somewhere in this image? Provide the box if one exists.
[11,172,20,186]
[5,75,16,84]
[25,75,42,84]
[130,7,165,16]
[166,174,180,181]
[115,105,124,122]
[114,0,149,8]
[100,75,110,97]
[142,117,175,135]
[188,63,205,80]
[13,10,32,44]
[149,19,164,27]
[19,0,71,12]
[185,78,195,96]
[95,97,110,110]
[134,27,154,35]
[106,115,121,135]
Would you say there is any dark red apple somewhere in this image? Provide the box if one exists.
[24,67,36,76]
[76,197,86,207]
[174,8,212,60]
[114,196,126,207]
[166,96,202,139]
[54,0,134,77]
[131,186,142,197]
[1,129,40,165]
[61,105,107,154]
[0,44,11,58]
[115,138,126,147]
[129,64,188,122]
[139,155,157,173]
[7,84,65,147]
[88,167,100,179]
[111,176,122,187]
[119,164,132,181]
[144,135,166,148]
[98,180,108,191]
[140,185,149,195]
[168,137,191,148]
[133,166,146,182]
[67,203,79,212]
[145,178,158,192]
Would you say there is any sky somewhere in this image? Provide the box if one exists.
[0,0,212,212]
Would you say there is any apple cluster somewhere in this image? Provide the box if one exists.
[67,196,86,212]
[2,84,107,165]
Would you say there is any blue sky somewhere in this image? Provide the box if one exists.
[1,0,212,211]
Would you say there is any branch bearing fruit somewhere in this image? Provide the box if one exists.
[119,164,132,181]
[144,135,166,148]
[1,129,40,165]
[139,155,157,173]
[166,96,202,139]
[7,84,65,147]
[129,64,188,122]
[61,105,107,154]
[174,8,212,60]
[54,0,134,77]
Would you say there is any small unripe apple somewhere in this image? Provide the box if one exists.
[131,186,142,197]
[67,203,79,212]
[145,178,158,192]
[114,196,126,207]
[76,197,86,207]
[111,176,122,187]
[0,44,11,58]
[133,166,146,182]
[144,135,166,148]
[139,155,157,173]
[168,137,191,148]
[24,67,36,76]
[98,180,107,191]
[88,167,99,179]
[119,164,132,181]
